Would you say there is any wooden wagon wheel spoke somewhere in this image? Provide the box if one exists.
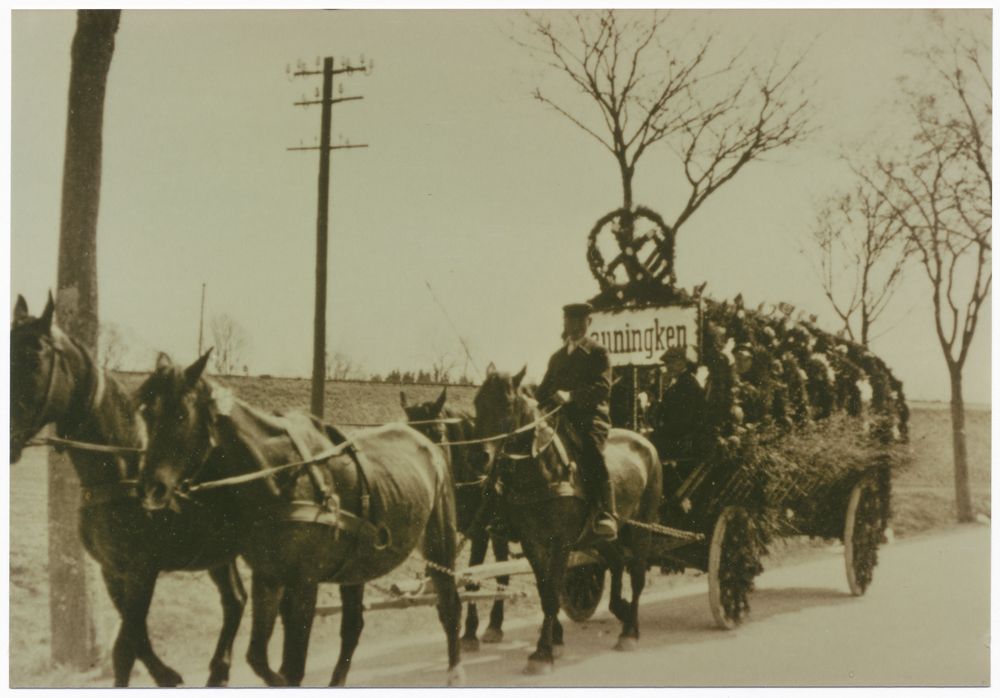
[559,563,606,622]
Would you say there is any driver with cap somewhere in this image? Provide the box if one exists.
[535,302,618,540]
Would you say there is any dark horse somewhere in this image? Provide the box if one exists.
[473,366,662,674]
[138,351,463,686]
[400,387,510,651]
[9,295,246,686]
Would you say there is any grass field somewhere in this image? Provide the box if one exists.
[8,376,991,686]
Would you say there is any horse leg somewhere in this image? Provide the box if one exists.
[422,493,464,686]
[601,543,628,623]
[245,572,287,686]
[616,524,652,651]
[206,562,247,686]
[461,532,489,651]
[522,541,570,675]
[615,553,646,652]
[106,568,182,687]
[482,532,509,644]
[277,581,318,686]
[329,584,364,686]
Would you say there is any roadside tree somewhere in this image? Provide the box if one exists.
[517,9,814,284]
[210,313,251,376]
[801,173,912,346]
[864,13,991,522]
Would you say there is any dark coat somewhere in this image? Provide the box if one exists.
[535,336,612,446]
[651,369,706,458]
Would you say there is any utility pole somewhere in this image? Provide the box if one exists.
[288,55,371,418]
[198,282,206,356]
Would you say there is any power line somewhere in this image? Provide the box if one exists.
[288,55,371,418]
[425,281,482,381]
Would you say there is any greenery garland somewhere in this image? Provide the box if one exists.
[586,206,676,292]
[589,281,910,552]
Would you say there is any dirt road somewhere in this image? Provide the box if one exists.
[140,523,988,687]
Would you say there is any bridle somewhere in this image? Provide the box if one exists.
[11,338,64,450]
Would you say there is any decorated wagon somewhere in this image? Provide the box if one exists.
[552,208,909,628]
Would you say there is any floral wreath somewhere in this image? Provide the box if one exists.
[587,206,675,292]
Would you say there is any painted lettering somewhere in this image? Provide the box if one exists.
[613,330,625,353]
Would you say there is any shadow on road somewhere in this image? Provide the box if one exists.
[339,582,859,687]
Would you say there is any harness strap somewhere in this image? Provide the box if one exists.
[505,481,584,509]
[260,500,377,536]
[81,481,140,507]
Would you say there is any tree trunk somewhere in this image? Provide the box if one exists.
[948,366,974,523]
[49,8,120,671]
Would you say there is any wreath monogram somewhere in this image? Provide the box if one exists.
[587,206,676,292]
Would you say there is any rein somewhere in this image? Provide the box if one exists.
[24,435,145,455]
[179,440,356,496]
[336,418,465,427]
[442,405,562,447]
[180,408,560,497]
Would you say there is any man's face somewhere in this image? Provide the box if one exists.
[563,315,589,342]
[662,356,686,379]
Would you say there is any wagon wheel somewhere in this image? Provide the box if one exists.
[844,475,884,596]
[559,563,606,622]
[708,505,759,630]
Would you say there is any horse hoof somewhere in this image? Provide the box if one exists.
[523,659,553,676]
[261,671,287,687]
[206,672,229,687]
[552,644,565,659]
[447,665,466,687]
[481,627,504,644]
[615,636,638,652]
[152,666,183,687]
[461,636,481,653]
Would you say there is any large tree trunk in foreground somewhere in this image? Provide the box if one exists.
[49,9,120,670]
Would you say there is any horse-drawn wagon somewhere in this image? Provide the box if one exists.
[550,289,906,629]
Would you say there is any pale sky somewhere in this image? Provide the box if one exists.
[7,6,993,404]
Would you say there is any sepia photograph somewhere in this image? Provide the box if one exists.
[8,7,991,688]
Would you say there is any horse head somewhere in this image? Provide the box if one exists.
[10,293,76,463]
[471,364,533,474]
[400,387,449,445]
[137,350,216,512]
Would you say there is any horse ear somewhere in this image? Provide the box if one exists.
[40,292,55,333]
[399,391,408,408]
[184,349,213,387]
[13,295,28,323]
[156,352,173,371]
[432,387,447,415]
[513,365,527,389]
[486,362,497,376]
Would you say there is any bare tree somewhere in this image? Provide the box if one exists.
[428,343,462,384]
[210,313,251,376]
[801,174,911,346]
[325,348,365,381]
[864,14,991,522]
[518,10,814,236]
[98,322,129,371]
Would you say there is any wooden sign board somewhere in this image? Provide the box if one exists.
[589,304,701,367]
